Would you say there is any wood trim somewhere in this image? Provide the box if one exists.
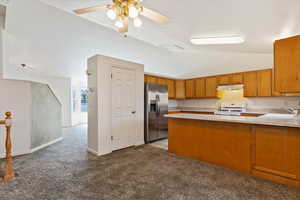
[253,166,297,180]
[252,169,300,188]
[240,113,264,117]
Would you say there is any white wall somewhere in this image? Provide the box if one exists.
[88,55,144,155]
[0,78,31,158]
[46,77,72,127]
[3,73,72,127]
[71,78,82,126]
[0,15,4,75]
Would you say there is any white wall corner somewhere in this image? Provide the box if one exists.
[87,148,101,156]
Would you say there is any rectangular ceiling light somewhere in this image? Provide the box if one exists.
[190,36,245,45]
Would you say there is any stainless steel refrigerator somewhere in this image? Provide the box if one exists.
[144,83,168,143]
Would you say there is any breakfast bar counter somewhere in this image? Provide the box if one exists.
[165,113,300,187]
[165,113,300,128]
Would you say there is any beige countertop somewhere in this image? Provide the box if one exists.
[164,113,300,128]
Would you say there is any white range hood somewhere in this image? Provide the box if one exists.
[217,84,244,91]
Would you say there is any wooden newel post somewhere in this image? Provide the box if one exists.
[0,112,15,183]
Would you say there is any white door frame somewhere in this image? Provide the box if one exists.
[87,55,144,156]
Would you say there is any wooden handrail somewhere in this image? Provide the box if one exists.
[0,112,15,183]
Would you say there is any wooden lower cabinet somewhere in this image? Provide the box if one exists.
[253,125,300,186]
[168,119,251,173]
[168,118,300,187]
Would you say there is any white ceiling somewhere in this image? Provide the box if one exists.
[41,0,300,54]
[3,0,275,81]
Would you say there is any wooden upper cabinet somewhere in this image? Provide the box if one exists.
[175,80,186,99]
[218,73,243,85]
[157,77,167,86]
[147,75,157,84]
[231,73,243,84]
[185,79,195,98]
[218,75,231,85]
[167,79,175,99]
[244,71,258,97]
[195,78,206,98]
[274,36,300,93]
[257,70,272,97]
[205,77,217,98]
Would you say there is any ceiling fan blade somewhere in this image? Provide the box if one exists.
[140,7,169,24]
[74,5,108,14]
[119,18,129,33]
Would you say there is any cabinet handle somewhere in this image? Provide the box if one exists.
[132,111,136,114]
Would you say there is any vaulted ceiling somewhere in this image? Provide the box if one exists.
[41,0,300,53]
[3,0,298,80]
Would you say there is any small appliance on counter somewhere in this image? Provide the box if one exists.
[144,83,168,143]
[215,102,246,116]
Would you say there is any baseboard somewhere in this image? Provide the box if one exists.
[0,151,31,159]
[31,137,63,153]
[87,148,100,156]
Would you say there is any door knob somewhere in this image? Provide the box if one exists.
[132,111,136,114]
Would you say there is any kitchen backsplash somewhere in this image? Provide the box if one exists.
[169,97,300,113]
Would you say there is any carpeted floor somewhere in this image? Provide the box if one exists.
[0,124,299,200]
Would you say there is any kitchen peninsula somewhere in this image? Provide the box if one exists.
[165,113,300,187]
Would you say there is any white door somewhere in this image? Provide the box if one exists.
[111,67,137,151]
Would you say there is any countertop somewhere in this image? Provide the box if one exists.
[164,113,300,128]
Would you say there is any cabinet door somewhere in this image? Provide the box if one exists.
[175,80,186,99]
[253,126,300,180]
[257,70,272,97]
[167,79,175,99]
[274,36,300,93]
[218,75,231,85]
[244,71,258,97]
[185,79,195,98]
[205,77,217,98]
[144,75,148,82]
[147,76,157,84]
[195,78,206,98]
[231,73,243,84]
[157,78,167,86]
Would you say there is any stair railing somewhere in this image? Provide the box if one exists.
[0,112,14,183]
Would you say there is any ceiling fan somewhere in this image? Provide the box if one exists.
[73,0,169,33]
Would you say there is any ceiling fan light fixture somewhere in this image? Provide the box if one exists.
[73,0,169,33]
[129,5,139,18]
[133,17,143,27]
[106,8,117,20]
[190,36,245,45]
[115,19,124,28]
